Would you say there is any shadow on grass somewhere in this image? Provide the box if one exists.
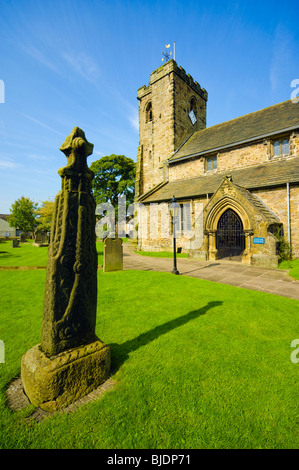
[109,300,222,374]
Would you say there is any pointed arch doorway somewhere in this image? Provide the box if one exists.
[216,209,245,259]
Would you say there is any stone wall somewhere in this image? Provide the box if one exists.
[254,184,299,258]
[169,158,205,182]
[218,141,268,172]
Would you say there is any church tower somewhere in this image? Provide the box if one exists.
[135,59,208,198]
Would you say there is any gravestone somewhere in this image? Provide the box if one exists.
[33,229,44,246]
[12,239,19,248]
[20,232,27,243]
[21,127,111,412]
[103,238,123,272]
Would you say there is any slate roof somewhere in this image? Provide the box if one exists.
[169,100,299,162]
[139,157,299,203]
[234,184,280,224]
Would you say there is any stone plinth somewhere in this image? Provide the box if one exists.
[21,339,111,412]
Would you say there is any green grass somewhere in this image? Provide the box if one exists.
[278,258,299,280]
[0,240,104,267]
[0,266,298,449]
[0,240,49,267]
[135,250,188,258]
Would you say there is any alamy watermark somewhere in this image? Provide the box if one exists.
[95,196,204,247]
[290,79,299,104]
[290,339,299,364]
[0,340,4,363]
[0,80,4,103]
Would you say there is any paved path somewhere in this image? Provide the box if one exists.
[123,244,299,300]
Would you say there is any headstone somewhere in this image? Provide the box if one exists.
[103,238,123,272]
[12,239,19,248]
[21,127,111,412]
[20,232,27,243]
[33,229,44,246]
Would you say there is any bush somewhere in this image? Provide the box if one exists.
[277,236,292,261]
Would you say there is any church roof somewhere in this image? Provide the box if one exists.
[139,157,299,203]
[169,100,299,162]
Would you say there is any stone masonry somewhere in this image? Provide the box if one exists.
[136,60,207,196]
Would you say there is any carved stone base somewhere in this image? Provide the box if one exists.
[21,340,111,412]
[241,251,252,265]
[208,249,218,261]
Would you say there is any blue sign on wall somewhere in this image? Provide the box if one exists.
[253,237,265,244]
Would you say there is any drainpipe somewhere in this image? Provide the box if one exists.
[287,182,291,246]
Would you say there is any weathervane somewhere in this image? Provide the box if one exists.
[162,42,176,62]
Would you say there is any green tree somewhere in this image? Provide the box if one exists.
[90,155,136,210]
[8,196,38,232]
[35,199,55,231]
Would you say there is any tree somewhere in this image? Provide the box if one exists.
[35,199,55,231]
[90,154,136,212]
[8,196,38,232]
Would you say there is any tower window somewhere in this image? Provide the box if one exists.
[189,97,197,116]
[189,97,198,125]
[146,101,153,123]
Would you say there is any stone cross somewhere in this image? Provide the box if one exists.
[21,127,111,411]
[41,127,98,356]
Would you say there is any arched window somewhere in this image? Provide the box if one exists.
[146,101,153,123]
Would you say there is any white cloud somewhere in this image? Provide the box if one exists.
[114,91,139,132]
[27,153,55,162]
[270,23,294,93]
[21,113,64,136]
[61,51,101,84]
[128,109,139,132]
[22,45,58,73]
[0,159,19,169]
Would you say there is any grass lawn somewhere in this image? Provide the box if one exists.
[278,258,299,280]
[0,240,104,267]
[0,264,298,448]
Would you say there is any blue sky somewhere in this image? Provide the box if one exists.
[0,0,298,213]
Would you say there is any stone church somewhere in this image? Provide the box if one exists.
[134,59,299,267]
